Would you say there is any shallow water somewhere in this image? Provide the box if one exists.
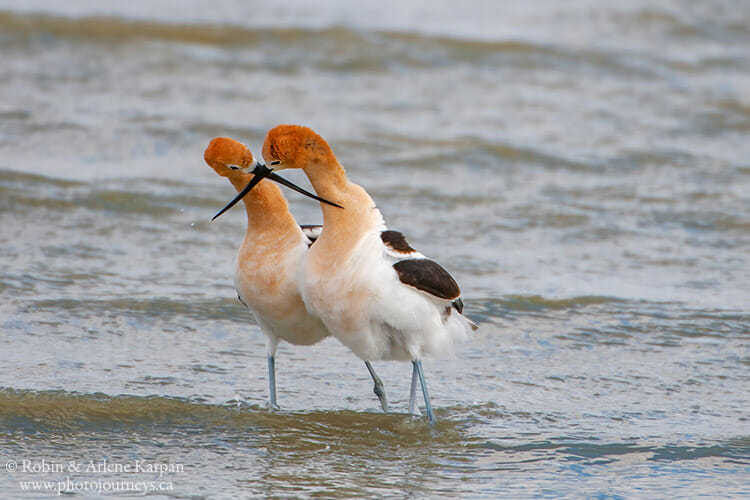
[1,1,749,498]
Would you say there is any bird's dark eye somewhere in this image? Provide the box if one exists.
[270,161,281,166]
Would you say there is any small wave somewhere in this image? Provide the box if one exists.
[28,296,248,322]
[0,169,84,189]
[0,169,220,217]
[479,438,750,464]
[0,10,676,78]
[379,133,599,173]
[0,388,248,433]
[0,11,382,51]
[0,388,463,448]
[477,294,622,313]
[0,10,533,50]
[0,11,261,45]
[464,295,626,328]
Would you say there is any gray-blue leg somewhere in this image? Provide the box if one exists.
[267,354,279,409]
[365,361,388,413]
[412,359,436,425]
[408,363,421,416]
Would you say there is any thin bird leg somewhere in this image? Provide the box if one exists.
[412,360,436,425]
[365,361,389,413]
[408,363,421,416]
[267,354,279,410]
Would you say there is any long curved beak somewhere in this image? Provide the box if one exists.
[266,171,343,210]
[211,164,342,221]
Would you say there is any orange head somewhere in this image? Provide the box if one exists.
[206,135,342,221]
[204,137,262,177]
[261,125,338,172]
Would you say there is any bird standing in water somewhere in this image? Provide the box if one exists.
[215,125,477,424]
[204,137,389,412]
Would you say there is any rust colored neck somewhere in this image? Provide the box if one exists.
[302,158,384,253]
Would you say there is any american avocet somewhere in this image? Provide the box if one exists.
[233,125,478,424]
[204,137,389,412]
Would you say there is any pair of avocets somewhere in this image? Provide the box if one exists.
[204,125,477,424]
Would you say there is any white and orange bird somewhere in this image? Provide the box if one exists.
[204,137,388,411]
[215,126,477,424]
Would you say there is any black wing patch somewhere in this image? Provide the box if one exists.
[381,230,416,254]
[452,297,464,313]
[392,258,461,300]
[300,225,322,244]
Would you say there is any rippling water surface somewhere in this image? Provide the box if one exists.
[0,1,748,498]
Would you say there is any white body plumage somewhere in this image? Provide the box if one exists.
[300,208,475,362]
